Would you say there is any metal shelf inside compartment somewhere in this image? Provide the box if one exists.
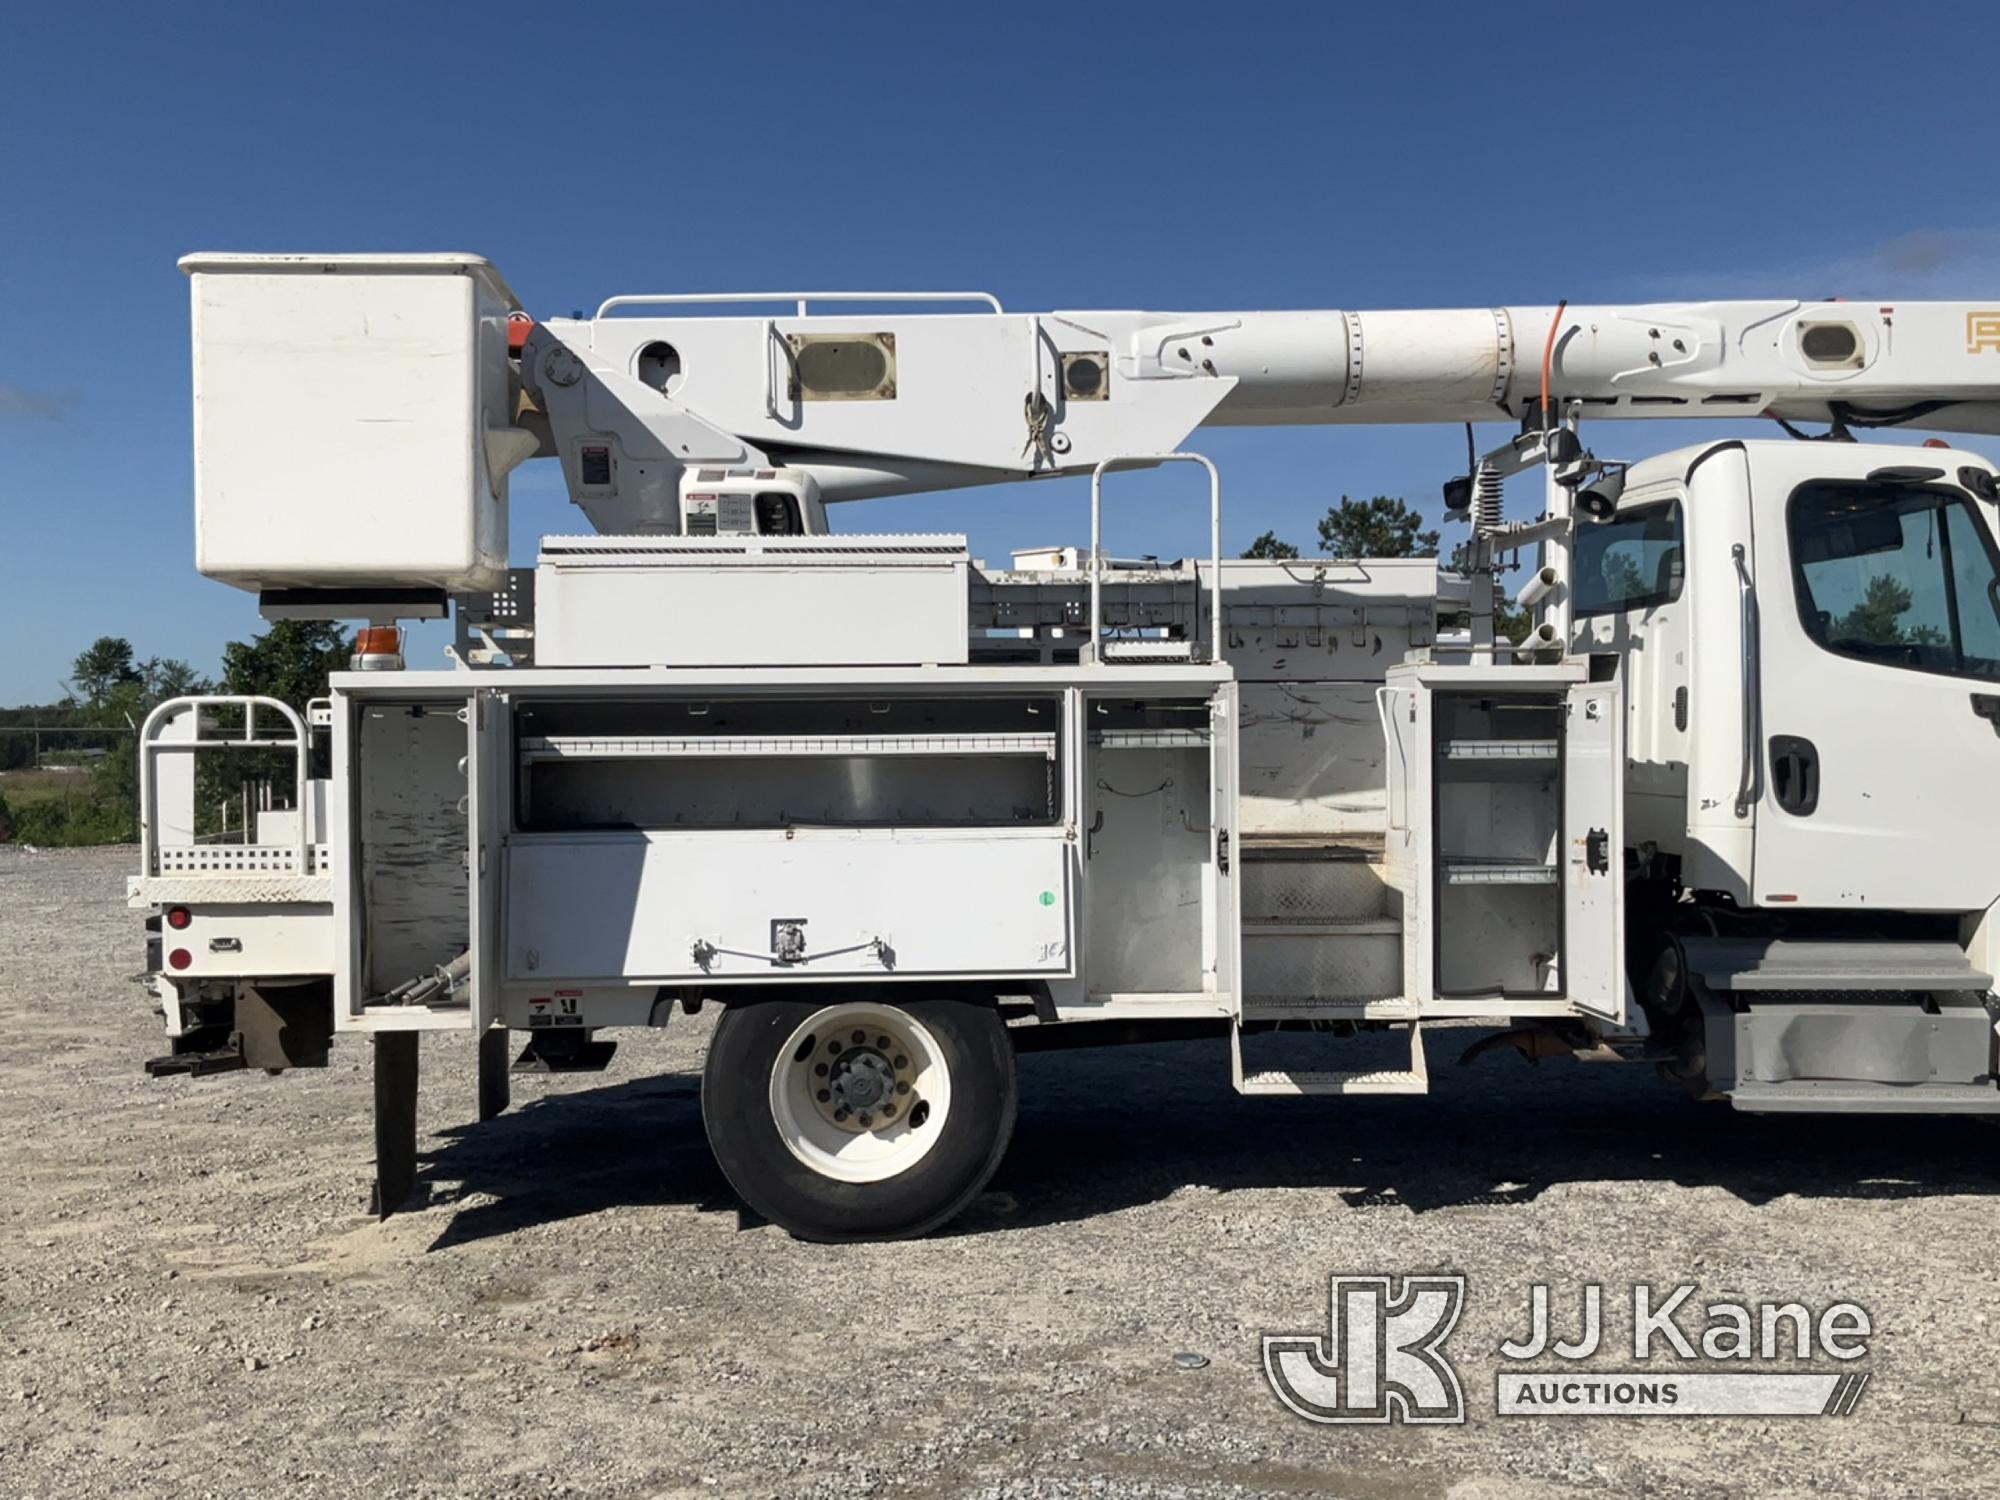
[519,732,1058,762]
[1442,856,1559,885]
[1441,739,1557,760]
[1090,728,1211,749]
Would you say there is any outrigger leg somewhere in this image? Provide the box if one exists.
[371,1032,420,1219]
[477,1027,511,1122]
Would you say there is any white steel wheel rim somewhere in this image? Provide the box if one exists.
[769,1002,954,1184]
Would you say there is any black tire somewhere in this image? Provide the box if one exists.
[701,994,1017,1242]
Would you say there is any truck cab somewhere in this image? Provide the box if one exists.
[1577,438,2000,918]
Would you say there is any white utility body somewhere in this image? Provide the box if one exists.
[134,256,2000,1238]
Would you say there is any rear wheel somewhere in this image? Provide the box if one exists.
[702,994,1017,1242]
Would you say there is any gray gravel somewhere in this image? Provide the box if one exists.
[5,844,2000,1498]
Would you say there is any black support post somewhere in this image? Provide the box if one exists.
[371,1031,420,1219]
[477,1026,511,1122]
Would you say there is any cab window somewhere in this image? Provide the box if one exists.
[1789,481,2000,682]
[1574,501,1683,616]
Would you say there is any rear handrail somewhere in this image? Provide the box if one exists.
[1089,454,1224,664]
[596,289,1006,319]
[138,695,310,876]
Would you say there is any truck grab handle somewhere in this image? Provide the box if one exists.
[1732,544,1762,819]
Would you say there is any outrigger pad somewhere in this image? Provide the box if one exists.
[512,1030,618,1074]
[144,1048,247,1078]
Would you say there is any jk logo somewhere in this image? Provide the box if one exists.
[1264,1275,1466,1424]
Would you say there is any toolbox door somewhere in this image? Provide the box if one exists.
[468,689,510,1032]
[1563,679,1625,1022]
[1208,682,1242,1007]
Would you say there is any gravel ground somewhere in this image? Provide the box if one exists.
[5,844,2000,1498]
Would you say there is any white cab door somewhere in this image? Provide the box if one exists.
[468,689,510,1031]
[1749,446,2000,912]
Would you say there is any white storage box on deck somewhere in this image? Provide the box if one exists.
[181,253,525,594]
[535,534,972,667]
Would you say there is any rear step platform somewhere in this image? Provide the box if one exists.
[1232,1018,1430,1096]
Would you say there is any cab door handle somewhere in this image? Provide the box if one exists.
[1769,735,1819,816]
[1972,694,2000,736]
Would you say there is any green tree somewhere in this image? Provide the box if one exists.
[69,636,143,706]
[1316,496,1441,559]
[1242,530,1301,560]
[142,656,211,700]
[201,622,348,833]
[219,621,349,710]
[1834,575,1946,648]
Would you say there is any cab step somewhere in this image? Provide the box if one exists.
[1231,1018,1429,1096]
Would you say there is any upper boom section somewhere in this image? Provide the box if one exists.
[524,294,2000,527]
[178,254,2000,593]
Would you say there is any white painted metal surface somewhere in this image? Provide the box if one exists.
[139,249,2000,1142]
[505,831,1074,983]
[535,534,971,668]
[767,1000,953,1183]
[1735,442,2000,912]
[180,254,526,592]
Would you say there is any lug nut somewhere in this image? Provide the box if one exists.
[882,1104,897,1119]
[816,1088,831,1103]
[896,1081,910,1095]
[828,1040,842,1054]
[876,1034,890,1049]
[857,1112,872,1127]
[834,1106,849,1121]
[851,1029,866,1043]
[894,1055,909,1070]
[814,1063,828,1077]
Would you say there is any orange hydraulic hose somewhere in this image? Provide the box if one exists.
[1540,300,1567,431]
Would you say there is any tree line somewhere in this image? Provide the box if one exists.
[0,623,348,845]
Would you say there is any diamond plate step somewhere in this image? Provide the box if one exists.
[1240,840,1395,924]
[1232,1018,1428,1096]
[1242,928,1402,1003]
[1237,1067,1428,1096]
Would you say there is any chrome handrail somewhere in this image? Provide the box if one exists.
[1089,454,1223,665]
[1731,543,1761,818]
[596,290,1006,319]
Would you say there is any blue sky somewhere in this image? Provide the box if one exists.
[4,0,1999,703]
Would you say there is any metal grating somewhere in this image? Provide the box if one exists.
[155,844,330,877]
[520,732,1057,761]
